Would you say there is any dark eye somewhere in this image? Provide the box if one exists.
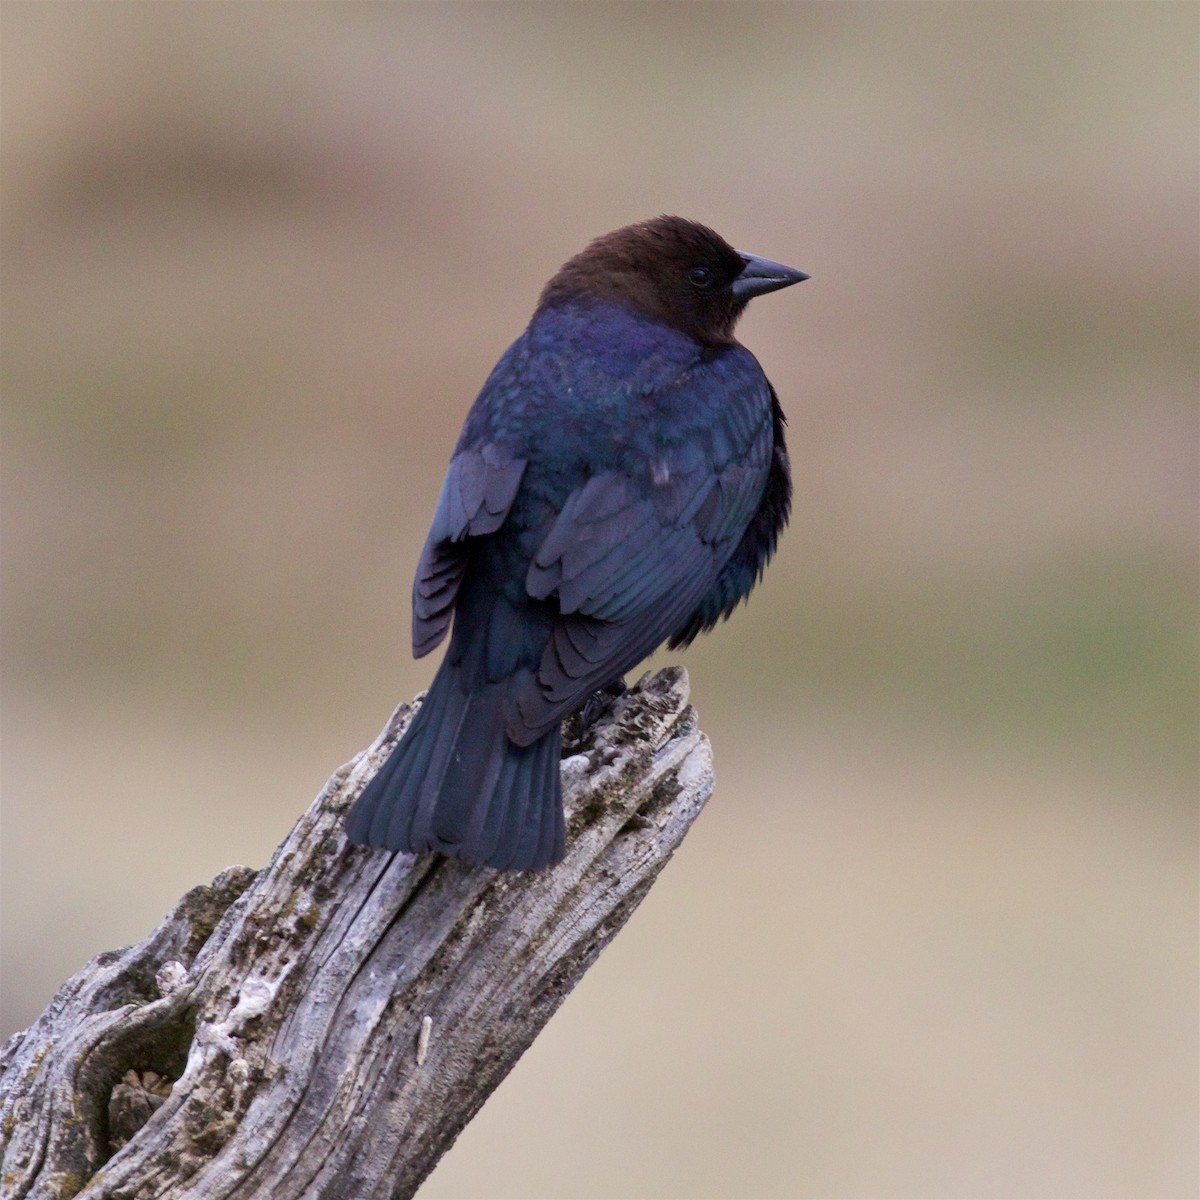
[686,266,715,289]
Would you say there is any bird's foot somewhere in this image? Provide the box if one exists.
[562,678,627,755]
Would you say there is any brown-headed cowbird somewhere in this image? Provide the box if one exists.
[346,216,807,870]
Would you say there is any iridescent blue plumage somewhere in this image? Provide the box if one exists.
[346,217,805,870]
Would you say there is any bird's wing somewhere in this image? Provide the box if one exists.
[669,383,792,649]
[412,443,526,657]
[509,403,773,744]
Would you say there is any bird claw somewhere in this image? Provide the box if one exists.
[562,678,628,754]
[580,677,628,732]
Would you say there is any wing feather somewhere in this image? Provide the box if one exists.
[411,446,526,658]
[508,424,770,742]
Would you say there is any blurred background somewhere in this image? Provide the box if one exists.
[2,3,1196,1197]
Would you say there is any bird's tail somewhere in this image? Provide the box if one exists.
[345,662,564,871]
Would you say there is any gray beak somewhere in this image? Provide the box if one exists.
[731,252,810,301]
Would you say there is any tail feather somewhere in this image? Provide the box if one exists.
[489,727,565,871]
[346,663,564,871]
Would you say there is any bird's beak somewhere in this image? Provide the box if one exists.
[731,252,810,301]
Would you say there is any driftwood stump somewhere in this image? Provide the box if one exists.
[0,666,712,1200]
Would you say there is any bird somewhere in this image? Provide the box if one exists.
[346,216,807,871]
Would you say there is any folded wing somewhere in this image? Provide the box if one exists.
[509,406,773,745]
[412,444,527,657]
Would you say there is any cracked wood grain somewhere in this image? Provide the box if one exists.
[0,666,713,1200]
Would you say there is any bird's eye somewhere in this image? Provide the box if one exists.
[686,266,715,289]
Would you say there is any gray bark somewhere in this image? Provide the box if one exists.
[0,666,713,1200]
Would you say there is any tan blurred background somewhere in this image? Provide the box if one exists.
[2,3,1196,1197]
